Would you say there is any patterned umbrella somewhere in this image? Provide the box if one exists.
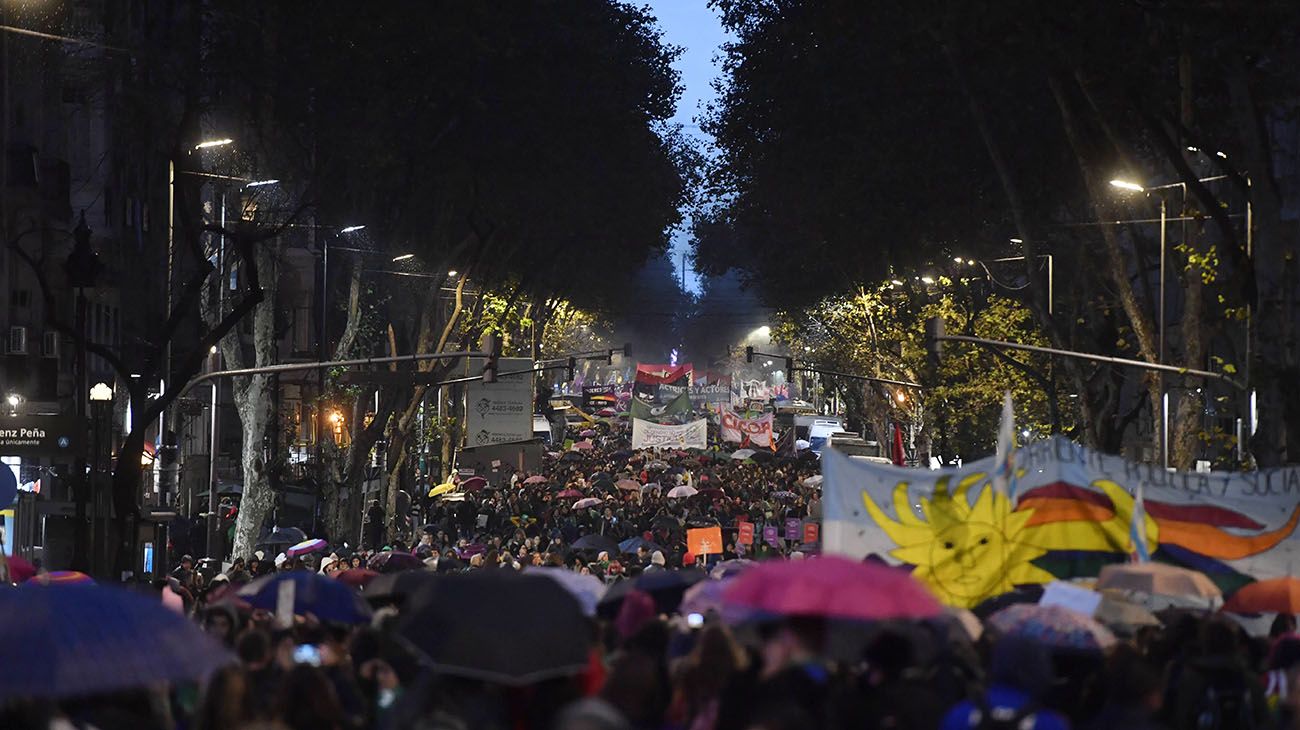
[523,475,548,485]
[667,485,698,499]
[1096,562,1222,606]
[557,488,584,498]
[573,440,595,451]
[580,429,597,437]
[987,603,1116,651]
[238,571,373,624]
[573,497,604,510]
[286,538,328,558]
[0,584,235,702]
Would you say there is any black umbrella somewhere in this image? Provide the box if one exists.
[972,584,1045,620]
[749,450,775,463]
[398,571,592,685]
[0,584,235,702]
[365,569,438,604]
[571,533,620,553]
[256,526,308,550]
[560,452,584,463]
[597,568,708,618]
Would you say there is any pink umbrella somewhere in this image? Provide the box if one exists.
[461,476,488,492]
[523,475,548,485]
[573,440,595,451]
[723,555,943,621]
[667,485,698,499]
[580,429,597,437]
[557,489,584,499]
[573,497,604,510]
[596,408,616,417]
[615,479,641,491]
[286,538,328,558]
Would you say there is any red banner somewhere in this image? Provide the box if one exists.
[635,363,694,385]
[802,522,820,545]
[721,412,774,447]
[737,521,754,545]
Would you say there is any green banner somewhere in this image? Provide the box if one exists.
[629,392,693,423]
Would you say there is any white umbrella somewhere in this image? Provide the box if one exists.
[730,449,756,460]
[795,439,811,451]
[572,497,603,510]
[667,485,699,499]
[524,567,607,617]
[803,475,824,487]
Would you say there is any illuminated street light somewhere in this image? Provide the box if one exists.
[447,270,458,277]
[920,276,935,285]
[194,138,234,150]
[1109,179,1145,193]
[89,383,114,402]
[340,225,366,234]
[392,253,415,262]
[245,179,279,187]
[1010,237,1023,243]
[895,391,906,403]
[890,279,903,286]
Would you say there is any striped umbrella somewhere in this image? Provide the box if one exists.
[27,571,95,586]
[286,538,329,558]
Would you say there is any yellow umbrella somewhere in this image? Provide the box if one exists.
[428,481,458,498]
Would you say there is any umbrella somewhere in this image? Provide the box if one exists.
[560,452,584,463]
[987,603,1117,651]
[1223,577,1300,614]
[803,475,824,487]
[557,488,585,499]
[456,543,488,558]
[1095,592,1161,632]
[573,497,604,510]
[571,533,621,553]
[972,584,1046,619]
[398,571,592,685]
[648,460,670,471]
[28,571,95,585]
[525,566,607,617]
[619,536,662,554]
[596,408,617,417]
[667,485,699,499]
[523,475,548,485]
[365,570,439,604]
[1096,562,1222,605]
[598,568,709,617]
[615,479,642,491]
[573,440,595,451]
[368,550,426,573]
[710,559,757,579]
[696,487,725,499]
[256,526,307,549]
[428,481,459,497]
[237,571,372,624]
[723,555,944,622]
[589,471,609,482]
[0,584,235,702]
[580,429,597,437]
[335,568,379,590]
[771,490,796,499]
[285,538,328,558]
[730,449,755,460]
[461,476,488,492]
[681,577,753,623]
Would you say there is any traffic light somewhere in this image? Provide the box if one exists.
[745,346,754,363]
[924,317,945,366]
[622,342,632,360]
[481,333,500,383]
[785,357,794,378]
[566,357,577,381]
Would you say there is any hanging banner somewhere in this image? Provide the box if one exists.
[581,385,617,409]
[762,525,780,547]
[784,517,801,541]
[635,363,694,385]
[720,412,774,447]
[802,521,820,545]
[631,418,708,450]
[822,435,1300,608]
[629,392,693,423]
[464,358,534,447]
[689,382,732,405]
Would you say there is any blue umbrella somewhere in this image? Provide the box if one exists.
[571,534,620,553]
[0,583,235,702]
[237,571,372,624]
[618,536,662,554]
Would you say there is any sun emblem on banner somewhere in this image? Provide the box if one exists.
[862,473,1054,608]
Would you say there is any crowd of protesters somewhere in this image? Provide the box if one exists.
[6,427,1300,730]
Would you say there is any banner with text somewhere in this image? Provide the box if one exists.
[465,358,534,447]
[635,364,694,385]
[721,412,774,447]
[629,392,693,423]
[631,418,708,450]
[582,385,617,409]
[822,435,1300,608]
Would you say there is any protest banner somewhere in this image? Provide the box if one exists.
[737,521,755,545]
[720,412,774,447]
[635,364,694,385]
[629,392,692,423]
[802,521,819,545]
[822,434,1300,608]
[631,418,708,450]
[687,526,724,555]
[581,385,617,409]
[784,517,800,541]
[762,525,780,547]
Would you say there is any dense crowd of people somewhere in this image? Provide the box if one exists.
[6,429,1300,730]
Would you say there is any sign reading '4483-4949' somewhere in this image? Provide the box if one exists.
[0,415,85,457]
[464,358,534,447]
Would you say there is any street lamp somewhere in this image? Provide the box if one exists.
[447,270,458,277]
[89,383,113,402]
[1108,179,1146,193]
[392,253,415,262]
[340,225,366,234]
[194,138,234,150]
[6,394,18,414]
[245,179,279,188]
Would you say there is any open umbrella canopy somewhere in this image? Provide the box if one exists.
[428,481,459,498]
[580,429,597,437]
[596,408,617,417]
[365,569,439,604]
[723,555,943,622]
[285,538,328,558]
[696,487,725,499]
[1095,592,1161,632]
[398,571,592,685]
[598,568,708,617]
[335,568,379,591]
[368,550,426,574]
[615,479,642,491]
[572,497,604,510]
[525,566,607,616]
[802,475,824,487]
[618,536,662,554]
[730,449,756,460]
[461,476,489,492]
[667,485,699,499]
[556,488,585,499]
[256,526,308,549]
[523,475,548,485]
[1096,562,1222,602]
[0,584,235,702]
[571,533,621,553]
[238,571,373,624]
[1224,577,1300,614]
[573,440,595,451]
[987,603,1117,651]
[560,452,584,463]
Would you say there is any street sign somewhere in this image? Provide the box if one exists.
[0,415,85,457]
[464,358,533,446]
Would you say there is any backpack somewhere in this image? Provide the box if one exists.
[966,699,1039,730]
[1195,669,1259,730]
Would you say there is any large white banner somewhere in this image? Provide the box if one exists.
[822,435,1300,608]
[720,412,774,447]
[632,418,708,450]
[465,357,534,447]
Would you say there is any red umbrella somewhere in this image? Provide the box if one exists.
[335,568,380,590]
[557,489,584,499]
[723,555,942,621]
[461,476,488,492]
[596,408,616,417]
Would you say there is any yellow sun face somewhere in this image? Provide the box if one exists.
[862,473,1054,608]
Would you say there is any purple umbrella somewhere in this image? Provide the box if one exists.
[368,550,426,573]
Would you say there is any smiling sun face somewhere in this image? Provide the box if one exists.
[862,473,1054,608]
